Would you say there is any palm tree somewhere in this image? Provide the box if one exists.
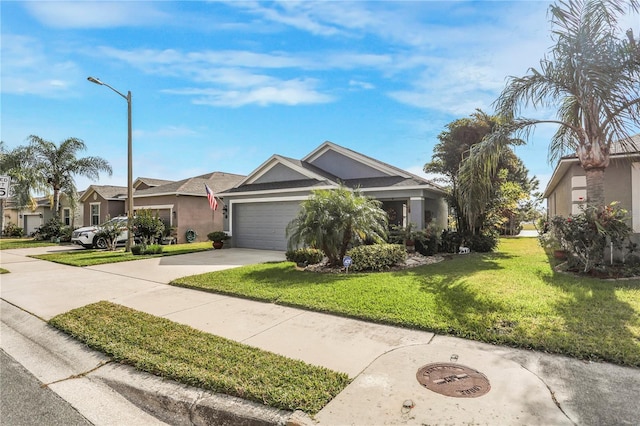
[0,142,37,209]
[27,135,112,214]
[460,0,640,209]
[286,186,388,266]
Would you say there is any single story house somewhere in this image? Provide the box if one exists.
[543,134,640,233]
[3,192,82,235]
[133,172,245,244]
[219,141,448,251]
[78,185,128,226]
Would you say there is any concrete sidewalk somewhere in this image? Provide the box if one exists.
[2,246,639,425]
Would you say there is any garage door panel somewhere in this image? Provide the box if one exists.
[233,201,301,250]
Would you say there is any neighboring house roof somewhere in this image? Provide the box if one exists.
[543,134,640,198]
[133,177,174,189]
[133,171,246,198]
[80,185,128,202]
[223,140,445,195]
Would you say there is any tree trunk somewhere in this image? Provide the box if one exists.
[584,167,606,207]
[576,139,609,207]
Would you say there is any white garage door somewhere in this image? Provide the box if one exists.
[233,201,301,250]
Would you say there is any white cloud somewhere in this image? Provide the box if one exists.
[165,78,333,107]
[0,34,81,97]
[23,1,169,29]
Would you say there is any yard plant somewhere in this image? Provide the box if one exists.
[31,242,211,266]
[286,185,388,266]
[173,237,640,367]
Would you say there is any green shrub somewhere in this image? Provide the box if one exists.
[143,244,163,255]
[347,244,406,271]
[469,232,499,252]
[38,216,63,240]
[207,231,230,242]
[59,226,73,242]
[439,230,463,253]
[286,247,324,265]
[550,202,631,273]
[131,245,143,255]
[415,224,440,256]
[3,222,24,237]
[133,209,165,246]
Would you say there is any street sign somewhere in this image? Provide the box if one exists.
[0,175,10,199]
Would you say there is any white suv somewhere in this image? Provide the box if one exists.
[71,216,130,249]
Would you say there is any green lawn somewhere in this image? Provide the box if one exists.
[172,237,640,367]
[31,242,213,266]
[0,238,58,250]
[49,301,349,414]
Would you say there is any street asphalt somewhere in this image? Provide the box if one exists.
[1,242,639,425]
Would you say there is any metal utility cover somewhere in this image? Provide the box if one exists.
[416,362,491,398]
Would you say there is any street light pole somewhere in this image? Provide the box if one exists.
[87,76,134,252]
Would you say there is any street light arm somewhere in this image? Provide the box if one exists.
[87,76,128,101]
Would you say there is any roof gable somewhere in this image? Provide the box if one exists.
[80,185,127,202]
[303,141,410,180]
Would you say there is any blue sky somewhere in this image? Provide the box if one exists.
[2,1,638,194]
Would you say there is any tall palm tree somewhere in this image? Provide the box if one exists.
[286,186,388,266]
[27,135,112,214]
[460,0,640,209]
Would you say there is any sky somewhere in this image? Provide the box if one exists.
[2,1,639,195]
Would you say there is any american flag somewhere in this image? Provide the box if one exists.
[204,184,218,211]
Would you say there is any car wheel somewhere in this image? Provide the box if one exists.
[94,237,108,249]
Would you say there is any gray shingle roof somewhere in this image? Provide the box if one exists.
[134,172,245,197]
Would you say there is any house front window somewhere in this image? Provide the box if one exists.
[90,203,100,225]
[63,208,71,226]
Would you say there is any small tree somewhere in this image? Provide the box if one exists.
[95,216,123,251]
[286,186,388,266]
[133,209,165,247]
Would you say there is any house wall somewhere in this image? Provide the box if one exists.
[548,164,581,217]
[81,197,125,225]
[174,195,224,244]
[309,150,388,179]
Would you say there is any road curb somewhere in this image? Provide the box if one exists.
[92,363,313,426]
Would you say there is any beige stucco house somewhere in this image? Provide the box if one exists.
[543,134,640,234]
[3,193,82,236]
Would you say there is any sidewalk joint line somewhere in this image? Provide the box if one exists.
[240,309,307,343]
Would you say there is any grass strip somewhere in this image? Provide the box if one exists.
[49,301,350,414]
[0,238,58,250]
[31,242,213,266]
[172,238,640,367]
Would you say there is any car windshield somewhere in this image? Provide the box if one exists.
[102,217,127,227]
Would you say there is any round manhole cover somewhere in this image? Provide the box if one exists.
[416,362,491,398]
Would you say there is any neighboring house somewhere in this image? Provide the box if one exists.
[3,192,82,235]
[219,141,448,251]
[133,172,245,244]
[543,134,640,233]
[79,185,127,226]
[133,177,174,191]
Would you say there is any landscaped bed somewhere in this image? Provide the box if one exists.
[48,301,350,414]
[30,242,213,266]
[172,237,640,367]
